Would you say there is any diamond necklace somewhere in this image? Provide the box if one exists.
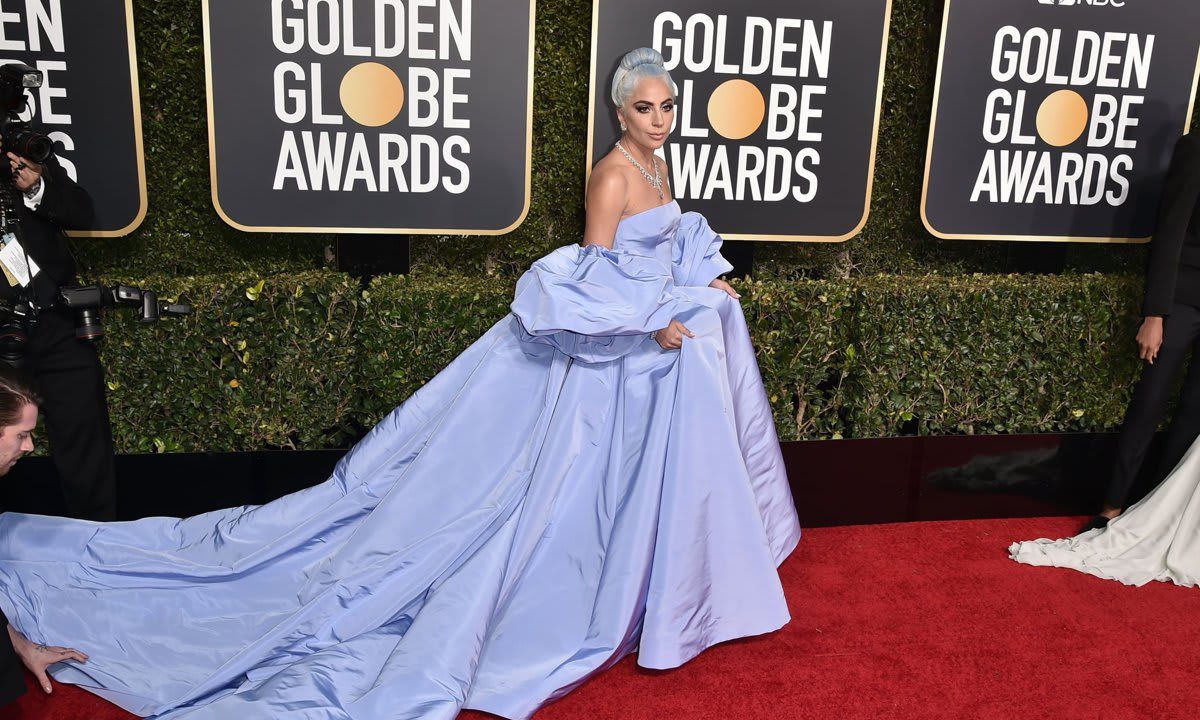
[615,141,663,200]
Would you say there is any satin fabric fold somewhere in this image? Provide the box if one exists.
[0,200,801,719]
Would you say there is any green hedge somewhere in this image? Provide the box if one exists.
[94,270,1146,453]
[102,272,362,453]
[845,274,1142,437]
[353,275,513,429]
[743,278,851,440]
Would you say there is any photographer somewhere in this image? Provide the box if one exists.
[0,63,115,522]
[0,367,89,704]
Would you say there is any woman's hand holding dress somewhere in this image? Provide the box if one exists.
[653,279,736,349]
[708,278,740,299]
[654,319,694,350]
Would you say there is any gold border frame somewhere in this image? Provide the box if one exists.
[201,0,535,236]
[920,0,1200,244]
[584,0,893,243]
[69,0,148,238]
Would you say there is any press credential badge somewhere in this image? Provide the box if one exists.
[0,233,40,287]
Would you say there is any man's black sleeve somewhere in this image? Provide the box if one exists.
[32,155,94,231]
[0,608,26,705]
[1142,134,1200,318]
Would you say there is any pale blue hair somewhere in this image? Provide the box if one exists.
[610,47,677,108]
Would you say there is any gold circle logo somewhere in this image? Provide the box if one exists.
[1036,90,1089,148]
[707,79,766,141]
[340,62,405,128]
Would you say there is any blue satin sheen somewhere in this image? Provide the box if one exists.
[0,201,801,719]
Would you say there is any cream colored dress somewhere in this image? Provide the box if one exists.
[1009,435,1200,587]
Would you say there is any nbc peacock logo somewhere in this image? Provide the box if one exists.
[1037,0,1127,7]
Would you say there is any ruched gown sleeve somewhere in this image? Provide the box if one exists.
[672,212,733,288]
[510,244,683,363]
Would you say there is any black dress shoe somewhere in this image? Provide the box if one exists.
[1079,515,1110,534]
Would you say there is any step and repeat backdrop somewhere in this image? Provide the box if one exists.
[923,0,1200,243]
[203,0,534,234]
[586,0,891,242]
[2,1,1197,245]
[0,0,146,237]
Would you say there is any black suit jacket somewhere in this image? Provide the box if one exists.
[1143,133,1200,316]
[0,606,25,705]
[0,154,94,308]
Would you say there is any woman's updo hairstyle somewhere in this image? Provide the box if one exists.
[610,47,676,108]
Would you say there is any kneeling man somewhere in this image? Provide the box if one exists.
[0,368,88,705]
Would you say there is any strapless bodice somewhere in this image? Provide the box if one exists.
[510,202,732,364]
[613,200,680,270]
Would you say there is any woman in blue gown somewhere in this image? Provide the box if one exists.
[0,48,801,719]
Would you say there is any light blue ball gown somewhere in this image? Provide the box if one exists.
[0,200,801,719]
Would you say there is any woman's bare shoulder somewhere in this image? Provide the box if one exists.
[592,149,630,179]
[587,158,630,205]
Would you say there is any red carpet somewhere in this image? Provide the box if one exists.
[3,516,1198,720]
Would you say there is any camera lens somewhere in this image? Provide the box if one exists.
[75,308,103,342]
[9,127,51,164]
[0,313,26,368]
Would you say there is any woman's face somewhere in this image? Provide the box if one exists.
[617,77,674,151]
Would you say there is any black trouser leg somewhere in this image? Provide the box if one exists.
[1105,304,1200,509]
[28,310,116,521]
[1154,329,1200,481]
